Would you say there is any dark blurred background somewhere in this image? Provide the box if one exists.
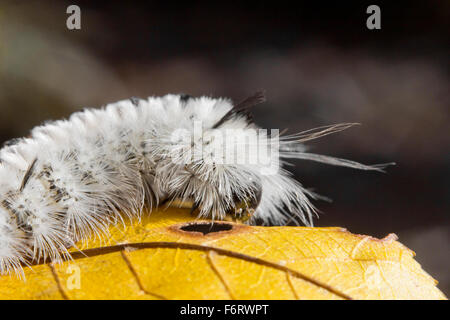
[0,1,448,295]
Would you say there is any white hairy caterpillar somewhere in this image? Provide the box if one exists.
[0,91,393,276]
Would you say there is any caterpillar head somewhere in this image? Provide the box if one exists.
[147,92,393,226]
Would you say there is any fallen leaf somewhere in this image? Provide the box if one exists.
[0,207,446,300]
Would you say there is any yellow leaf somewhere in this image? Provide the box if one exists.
[0,207,446,300]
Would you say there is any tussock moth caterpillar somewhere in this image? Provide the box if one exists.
[0,91,393,275]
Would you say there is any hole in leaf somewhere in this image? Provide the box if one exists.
[180,222,233,235]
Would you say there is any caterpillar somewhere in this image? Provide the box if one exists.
[0,91,393,276]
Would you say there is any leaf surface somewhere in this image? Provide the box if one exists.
[0,207,446,300]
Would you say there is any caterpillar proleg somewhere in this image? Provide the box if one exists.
[0,92,393,275]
